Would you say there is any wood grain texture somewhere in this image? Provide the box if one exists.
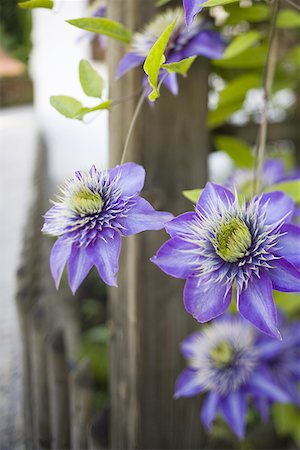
[107,2,210,448]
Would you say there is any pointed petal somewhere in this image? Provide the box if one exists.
[151,237,200,279]
[196,182,235,216]
[200,392,220,431]
[109,162,145,196]
[180,332,202,359]
[115,52,144,79]
[174,369,204,398]
[119,197,173,236]
[269,258,300,292]
[184,276,232,322]
[276,224,300,270]
[165,212,198,238]
[238,273,281,339]
[263,159,285,185]
[259,191,294,226]
[253,396,271,422]
[183,0,205,27]
[50,238,72,289]
[220,391,247,440]
[248,371,290,403]
[68,245,93,294]
[182,30,226,60]
[162,72,178,95]
[86,230,121,287]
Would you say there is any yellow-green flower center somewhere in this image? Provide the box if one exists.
[210,341,234,368]
[214,217,252,263]
[70,189,104,215]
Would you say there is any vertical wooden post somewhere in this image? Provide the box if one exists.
[108,1,210,449]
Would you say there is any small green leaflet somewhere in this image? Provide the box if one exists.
[277,9,300,28]
[207,100,244,128]
[162,56,196,77]
[218,73,261,107]
[50,95,111,120]
[18,0,53,8]
[223,31,262,60]
[213,44,267,69]
[182,189,203,203]
[214,135,254,168]
[67,18,133,44]
[265,180,300,203]
[224,4,270,24]
[143,18,177,102]
[79,60,104,98]
[201,0,238,7]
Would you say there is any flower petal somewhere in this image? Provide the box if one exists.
[162,72,178,96]
[269,258,300,292]
[276,224,300,270]
[182,30,226,60]
[200,392,220,431]
[248,371,290,403]
[220,391,247,440]
[196,182,235,217]
[151,237,200,279]
[184,276,232,322]
[263,159,285,185]
[68,245,93,294]
[174,368,204,398]
[119,197,173,236]
[183,0,205,27]
[115,52,144,79]
[109,162,146,196]
[180,332,202,359]
[50,237,72,289]
[259,191,294,226]
[238,272,281,339]
[86,230,121,287]
[165,212,198,238]
[253,397,270,422]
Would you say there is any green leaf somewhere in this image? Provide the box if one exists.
[79,59,104,98]
[265,180,300,202]
[218,73,261,106]
[213,44,267,69]
[67,18,133,44]
[143,18,177,102]
[223,31,262,60]
[201,0,238,7]
[18,0,53,8]
[50,95,111,120]
[207,100,244,128]
[224,4,270,24]
[50,96,84,119]
[162,56,196,76]
[214,135,254,168]
[182,189,203,203]
[277,9,300,28]
[274,291,300,317]
[273,404,300,448]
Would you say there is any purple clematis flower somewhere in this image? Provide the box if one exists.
[151,182,300,339]
[183,0,206,28]
[116,7,226,96]
[175,315,291,439]
[42,163,173,294]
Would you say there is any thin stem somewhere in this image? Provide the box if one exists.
[284,0,300,11]
[254,0,280,195]
[120,90,147,165]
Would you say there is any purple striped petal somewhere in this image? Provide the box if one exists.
[162,72,179,95]
[276,224,300,270]
[259,191,294,226]
[253,396,270,422]
[196,182,235,216]
[174,368,204,398]
[151,237,200,279]
[220,391,247,440]
[184,276,232,322]
[68,245,93,294]
[183,0,205,28]
[269,258,300,292]
[248,371,290,403]
[50,238,73,289]
[200,392,220,431]
[109,162,145,196]
[238,272,281,339]
[119,197,173,236]
[180,332,202,358]
[116,52,144,79]
[165,212,198,238]
[263,159,285,185]
[86,230,121,287]
[182,30,226,60]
